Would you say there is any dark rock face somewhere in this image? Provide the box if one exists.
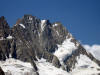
[11,15,68,68]
[0,40,11,60]
[0,16,10,38]
[0,16,11,60]
[0,15,100,74]
[0,67,5,75]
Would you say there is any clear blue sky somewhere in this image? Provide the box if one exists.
[0,0,100,45]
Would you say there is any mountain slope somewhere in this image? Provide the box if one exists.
[0,15,100,75]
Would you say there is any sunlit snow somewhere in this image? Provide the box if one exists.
[54,36,77,63]
[84,44,100,60]
[53,23,58,27]
[7,35,13,39]
[29,17,33,20]
[71,54,100,75]
[19,24,25,28]
[36,58,69,75]
[0,58,35,75]
[41,20,46,31]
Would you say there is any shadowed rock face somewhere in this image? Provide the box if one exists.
[0,16,10,38]
[0,16,11,61]
[0,15,100,75]
[0,67,5,75]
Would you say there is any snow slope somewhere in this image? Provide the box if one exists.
[54,34,100,75]
[36,58,69,75]
[71,54,100,75]
[36,57,100,75]
[84,44,100,60]
[0,58,36,75]
[0,57,100,75]
[54,35,78,63]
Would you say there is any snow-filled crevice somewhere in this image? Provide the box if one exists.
[41,20,46,32]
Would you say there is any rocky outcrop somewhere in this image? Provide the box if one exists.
[0,67,5,75]
[0,16,10,38]
[0,16,11,60]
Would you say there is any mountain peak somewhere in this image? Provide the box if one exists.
[0,15,100,75]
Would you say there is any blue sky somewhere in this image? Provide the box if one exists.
[0,0,100,45]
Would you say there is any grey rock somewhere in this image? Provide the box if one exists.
[0,67,5,75]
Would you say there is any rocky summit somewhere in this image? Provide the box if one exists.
[0,15,100,75]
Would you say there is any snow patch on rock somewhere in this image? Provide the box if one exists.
[84,44,100,60]
[0,37,4,40]
[19,24,25,28]
[56,31,59,36]
[29,17,33,20]
[53,23,58,27]
[41,20,46,31]
[7,35,13,39]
